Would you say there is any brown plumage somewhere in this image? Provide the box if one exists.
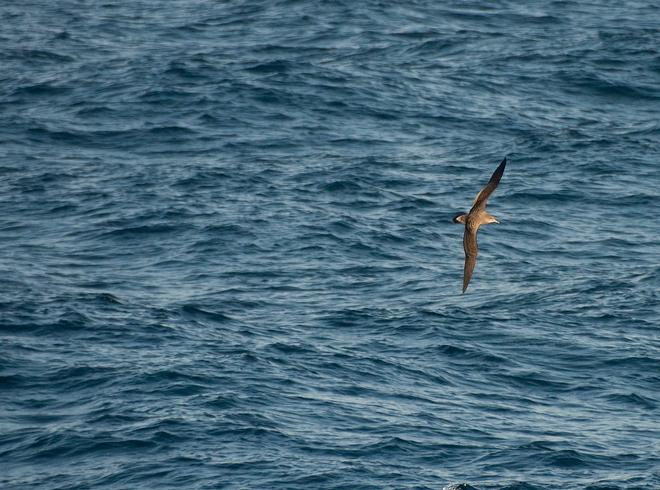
[452,157,506,293]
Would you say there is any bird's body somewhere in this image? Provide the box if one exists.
[453,158,507,293]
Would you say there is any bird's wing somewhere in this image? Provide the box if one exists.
[471,157,506,212]
[462,226,478,293]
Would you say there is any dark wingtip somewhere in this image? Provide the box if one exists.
[491,156,507,181]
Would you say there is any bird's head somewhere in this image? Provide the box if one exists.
[452,212,467,224]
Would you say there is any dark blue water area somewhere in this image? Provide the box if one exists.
[1,0,660,488]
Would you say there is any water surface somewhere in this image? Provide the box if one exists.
[1,1,660,489]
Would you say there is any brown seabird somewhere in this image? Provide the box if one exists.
[452,157,507,293]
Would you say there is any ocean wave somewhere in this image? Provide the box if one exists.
[2,0,659,489]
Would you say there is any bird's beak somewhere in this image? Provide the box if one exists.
[494,220,500,224]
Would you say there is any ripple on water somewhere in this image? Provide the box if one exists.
[1,1,660,489]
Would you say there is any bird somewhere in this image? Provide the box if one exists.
[452,157,507,293]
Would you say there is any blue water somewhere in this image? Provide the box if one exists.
[2,1,660,489]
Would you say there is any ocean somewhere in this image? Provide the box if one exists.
[1,1,659,489]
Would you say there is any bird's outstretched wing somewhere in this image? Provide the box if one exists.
[471,157,506,212]
[462,226,478,293]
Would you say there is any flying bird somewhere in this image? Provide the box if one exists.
[453,157,507,293]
